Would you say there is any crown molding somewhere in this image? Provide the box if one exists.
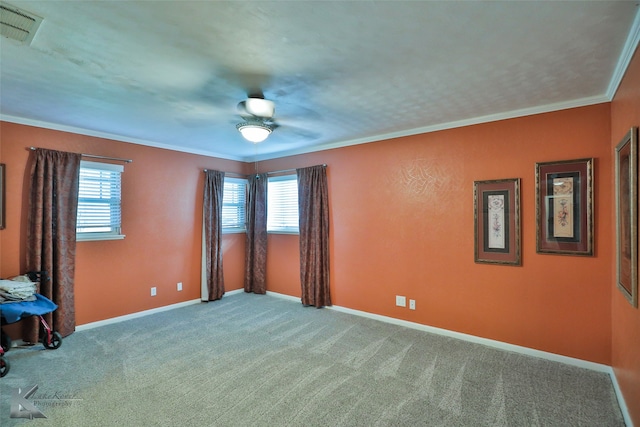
[4,5,638,167]
[606,6,640,100]
[252,94,610,161]
[0,114,244,162]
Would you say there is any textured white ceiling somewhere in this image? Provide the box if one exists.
[1,1,639,161]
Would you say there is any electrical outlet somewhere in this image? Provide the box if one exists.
[177,282,183,291]
[409,299,416,310]
[396,295,406,307]
[151,287,157,296]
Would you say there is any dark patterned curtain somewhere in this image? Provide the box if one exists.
[25,148,81,341]
[202,170,225,301]
[297,165,331,307]
[244,173,268,294]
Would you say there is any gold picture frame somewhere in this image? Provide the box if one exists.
[474,178,521,265]
[615,127,638,308]
[535,158,594,256]
[0,163,4,230]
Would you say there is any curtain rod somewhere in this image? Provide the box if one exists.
[203,170,246,178]
[204,164,326,177]
[29,147,133,163]
[263,164,327,176]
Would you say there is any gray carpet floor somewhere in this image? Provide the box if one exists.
[0,292,625,426]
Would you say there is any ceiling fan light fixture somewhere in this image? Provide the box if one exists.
[236,121,273,143]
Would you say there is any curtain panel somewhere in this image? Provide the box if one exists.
[244,173,268,294]
[202,170,225,301]
[25,148,81,341]
[297,165,331,307]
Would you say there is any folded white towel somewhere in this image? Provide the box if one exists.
[0,279,37,299]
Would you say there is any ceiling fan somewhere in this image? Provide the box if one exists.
[235,97,279,143]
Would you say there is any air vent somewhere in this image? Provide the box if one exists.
[0,2,42,45]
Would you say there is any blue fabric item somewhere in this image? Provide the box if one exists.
[0,294,58,324]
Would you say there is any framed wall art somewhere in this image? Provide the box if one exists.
[615,127,638,308]
[0,163,4,230]
[535,158,593,256]
[474,178,521,265]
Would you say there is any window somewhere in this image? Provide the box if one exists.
[267,174,299,233]
[222,177,247,233]
[76,160,124,241]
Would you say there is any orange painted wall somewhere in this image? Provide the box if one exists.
[611,44,640,426]
[1,85,632,415]
[261,103,613,365]
[0,122,246,326]
[266,234,301,297]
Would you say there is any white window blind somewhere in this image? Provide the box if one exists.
[222,177,246,233]
[76,160,124,241]
[267,174,299,233]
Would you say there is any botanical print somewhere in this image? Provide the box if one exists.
[487,194,505,249]
[620,152,631,259]
[475,178,520,265]
[618,146,633,294]
[553,177,574,238]
[536,159,592,255]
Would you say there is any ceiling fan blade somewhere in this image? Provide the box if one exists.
[274,122,321,141]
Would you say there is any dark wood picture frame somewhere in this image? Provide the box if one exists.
[474,178,521,265]
[535,158,593,256]
[615,127,638,308]
[0,163,4,230]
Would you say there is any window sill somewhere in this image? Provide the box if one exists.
[267,230,300,235]
[77,234,126,242]
[222,229,246,235]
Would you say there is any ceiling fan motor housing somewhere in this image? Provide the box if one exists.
[243,98,275,118]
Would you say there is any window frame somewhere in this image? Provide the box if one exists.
[222,177,247,234]
[76,160,125,242]
[267,174,299,234]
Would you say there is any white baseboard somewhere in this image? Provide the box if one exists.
[76,289,246,331]
[328,304,610,372]
[265,291,632,425]
[76,299,201,331]
[265,291,301,303]
[609,368,634,427]
[73,289,633,425]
